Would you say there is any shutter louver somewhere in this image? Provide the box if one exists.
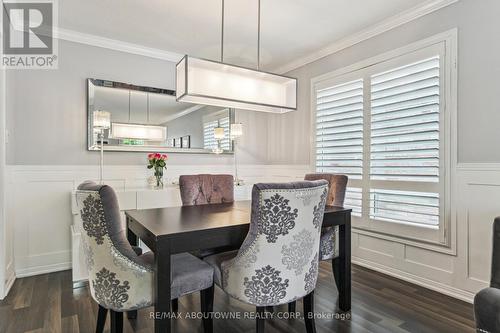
[370,189,439,227]
[316,79,363,178]
[370,56,440,182]
[345,187,362,217]
[203,120,218,149]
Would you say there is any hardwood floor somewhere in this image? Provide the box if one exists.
[0,263,475,333]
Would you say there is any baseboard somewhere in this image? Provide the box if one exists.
[1,261,16,300]
[353,257,475,303]
[15,261,71,278]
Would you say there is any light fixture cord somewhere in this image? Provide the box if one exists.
[221,0,224,62]
[257,0,261,70]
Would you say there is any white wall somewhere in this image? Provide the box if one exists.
[262,0,500,302]
[268,0,500,165]
[5,0,500,303]
[5,39,273,166]
[3,37,280,281]
[0,62,5,299]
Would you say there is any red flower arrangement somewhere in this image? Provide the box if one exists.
[147,153,168,187]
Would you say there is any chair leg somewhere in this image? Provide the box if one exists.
[110,310,123,333]
[288,301,296,313]
[200,286,214,333]
[303,291,316,333]
[256,306,266,333]
[96,305,108,333]
[171,298,179,313]
[332,257,341,291]
[126,309,137,319]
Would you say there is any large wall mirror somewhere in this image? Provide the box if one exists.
[87,79,235,154]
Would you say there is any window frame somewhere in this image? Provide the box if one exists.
[310,30,457,252]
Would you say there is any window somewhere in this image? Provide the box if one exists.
[312,31,456,246]
[203,114,230,150]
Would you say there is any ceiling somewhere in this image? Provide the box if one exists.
[59,0,430,70]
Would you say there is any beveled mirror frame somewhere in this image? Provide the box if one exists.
[87,78,235,154]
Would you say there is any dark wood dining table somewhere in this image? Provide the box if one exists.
[125,200,351,333]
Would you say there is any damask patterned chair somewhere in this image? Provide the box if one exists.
[75,181,215,333]
[204,180,329,333]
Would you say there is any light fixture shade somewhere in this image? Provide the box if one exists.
[230,123,243,139]
[110,123,167,141]
[176,56,297,113]
[93,110,111,129]
[214,127,225,140]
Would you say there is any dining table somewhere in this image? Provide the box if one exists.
[125,200,352,333]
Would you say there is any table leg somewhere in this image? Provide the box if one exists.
[338,213,351,312]
[126,216,138,320]
[155,240,171,333]
[127,216,138,246]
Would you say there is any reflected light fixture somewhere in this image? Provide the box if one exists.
[93,110,111,184]
[176,0,297,113]
[213,127,225,154]
[110,123,167,142]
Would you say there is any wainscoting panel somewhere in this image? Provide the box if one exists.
[6,163,500,303]
[351,163,500,303]
[6,164,309,279]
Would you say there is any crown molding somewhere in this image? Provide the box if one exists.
[54,28,184,62]
[273,0,459,74]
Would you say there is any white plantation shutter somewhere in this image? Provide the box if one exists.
[219,116,231,150]
[203,116,231,150]
[370,57,440,182]
[203,120,218,149]
[313,36,454,243]
[369,56,440,228]
[316,79,364,179]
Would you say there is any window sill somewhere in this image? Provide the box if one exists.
[352,226,456,255]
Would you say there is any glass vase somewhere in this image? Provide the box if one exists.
[154,167,164,189]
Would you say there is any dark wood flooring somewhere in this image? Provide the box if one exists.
[0,263,475,333]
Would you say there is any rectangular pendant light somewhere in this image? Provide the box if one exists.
[110,123,167,141]
[176,56,297,113]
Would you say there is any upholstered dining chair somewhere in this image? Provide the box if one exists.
[179,174,234,206]
[204,180,329,333]
[474,217,500,333]
[288,173,348,312]
[172,174,234,312]
[179,174,234,258]
[75,181,215,333]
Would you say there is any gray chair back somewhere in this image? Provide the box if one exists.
[304,173,348,206]
[179,174,234,206]
[75,181,153,311]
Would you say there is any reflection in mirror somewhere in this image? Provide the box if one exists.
[87,79,234,154]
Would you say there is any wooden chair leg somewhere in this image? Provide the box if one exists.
[96,305,108,333]
[171,298,179,313]
[126,309,137,319]
[303,291,316,333]
[288,301,296,313]
[332,257,341,291]
[110,310,123,333]
[256,306,266,333]
[200,286,214,333]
